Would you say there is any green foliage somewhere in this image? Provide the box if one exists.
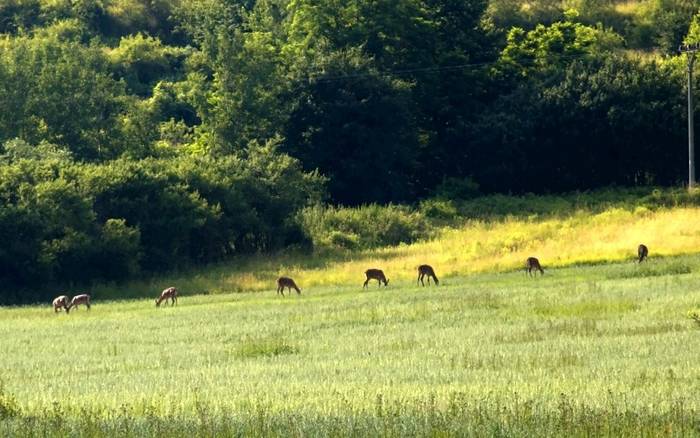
[418,199,460,221]
[475,54,684,193]
[298,204,430,250]
[433,177,481,200]
[0,32,126,159]
[497,19,621,78]
[285,49,420,204]
[108,34,190,96]
[0,142,324,303]
[642,0,698,52]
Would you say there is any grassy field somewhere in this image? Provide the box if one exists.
[3,252,700,436]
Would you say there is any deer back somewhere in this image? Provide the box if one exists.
[418,265,435,275]
[638,244,648,257]
[277,277,297,287]
[365,269,386,280]
[526,257,541,269]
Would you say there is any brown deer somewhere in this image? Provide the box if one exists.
[67,294,91,311]
[525,257,544,276]
[364,269,389,288]
[277,277,301,296]
[417,264,439,286]
[52,295,70,313]
[637,244,649,263]
[155,287,178,307]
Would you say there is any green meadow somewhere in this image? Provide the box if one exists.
[2,253,700,436]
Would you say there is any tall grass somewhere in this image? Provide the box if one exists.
[89,204,700,300]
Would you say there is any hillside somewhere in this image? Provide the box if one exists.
[89,204,700,299]
[2,0,700,296]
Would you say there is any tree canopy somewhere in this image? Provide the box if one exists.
[0,0,698,300]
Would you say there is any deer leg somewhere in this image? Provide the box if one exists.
[417,273,421,286]
[363,278,369,288]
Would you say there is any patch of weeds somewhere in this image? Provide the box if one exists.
[494,319,599,344]
[688,311,700,328]
[533,300,638,318]
[234,337,299,359]
[613,323,686,337]
[606,262,692,280]
[0,381,20,419]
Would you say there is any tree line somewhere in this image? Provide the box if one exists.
[0,0,699,301]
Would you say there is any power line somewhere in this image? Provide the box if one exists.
[311,51,603,83]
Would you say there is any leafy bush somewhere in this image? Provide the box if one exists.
[419,199,459,221]
[299,204,431,250]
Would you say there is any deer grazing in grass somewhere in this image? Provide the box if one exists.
[155,287,178,307]
[52,295,70,313]
[276,277,301,296]
[363,269,389,288]
[417,264,439,286]
[67,294,91,311]
[525,257,544,276]
[638,244,649,263]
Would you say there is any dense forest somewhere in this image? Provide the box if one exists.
[1,0,700,301]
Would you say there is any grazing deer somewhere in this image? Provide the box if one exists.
[67,294,91,311]
[638,244,649,263]
[364,269,389,288]
[417,265,439,286]
[525,257,544,276]
[155,287,178,307]
[276,277,301,296]
[52,295,70,313]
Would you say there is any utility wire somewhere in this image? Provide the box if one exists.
[311,51,603,83]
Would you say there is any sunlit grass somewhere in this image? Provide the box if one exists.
[92,206,700,299]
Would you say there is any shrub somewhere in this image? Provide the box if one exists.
[419,199,459,221]
[298,204,431,250]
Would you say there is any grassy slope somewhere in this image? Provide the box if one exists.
[2,254,700,435]
[90,206,700,300]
